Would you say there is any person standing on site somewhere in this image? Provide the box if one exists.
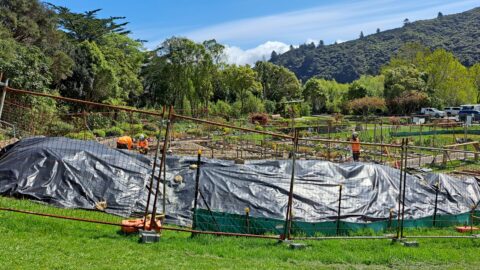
[116,135,133,150]
[137,134,149,154]
[351,132,361,162]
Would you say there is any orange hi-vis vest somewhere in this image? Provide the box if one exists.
[351,138,360,153]
[137,139,148,149]
[117,136,133,149]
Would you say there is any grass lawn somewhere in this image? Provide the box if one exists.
[1,199,480,269]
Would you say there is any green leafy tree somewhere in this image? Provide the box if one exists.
[470,63,480,103]
[419,49,475,106]
[98,34,145,101]
[50,5,130,42]
[303,78,348,113]
[0,38,51,91]
[347,75,384,100]
[223,65,261,112]
[254,61,301,103]
[0,0,59,47]
[59,41,118,102]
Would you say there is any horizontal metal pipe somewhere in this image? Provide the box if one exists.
[5,87,163,117]
[160,225,281,239]
[173,113,294,139]
[0,207,133,227]
[404,235,479,239]
[292,236,393,240]
[302,137,480,155]
[3,207,476,240]
[408,145,480,154]
[299,137,402,148]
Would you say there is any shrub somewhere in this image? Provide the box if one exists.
[264,100,276,114]
[117,123,143,135]
[209,100,232,120]
[249,113,269,125]
[87,113,112,130]
[106,127,124,137]
[93,129,106,138]
[48,121,74,136]
[66,131,95,140]
[348,97,386,115]
[242,92,265,114]
[300,103,311,117]
[143,123,158,132]
[186,128,204,137]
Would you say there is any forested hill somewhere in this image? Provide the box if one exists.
[271,7,480,83]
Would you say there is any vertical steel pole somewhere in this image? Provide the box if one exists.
[380,122,383,164]
[150,106,174,229]
[336,184,343,235]
[0,79,9,120]
[400,138,409,238]
[143,106,166,230]
[327,122,331,161]
[432,181,440,227]
[191,149,202,236]
[464,123,468,161]
[396,138,405,239]
[283,129,299,240]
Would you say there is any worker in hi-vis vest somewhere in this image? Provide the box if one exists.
[351,131,360,162]
[117,136,133,150]
[137,134,149,154]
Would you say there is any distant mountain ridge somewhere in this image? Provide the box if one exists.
[271,7,480,83]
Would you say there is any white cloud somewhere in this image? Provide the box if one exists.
[224,41,292,65]
[183,0,479,47]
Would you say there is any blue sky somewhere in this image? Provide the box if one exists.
[46,0,479,64]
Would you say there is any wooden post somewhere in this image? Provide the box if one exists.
[191,149,202,235]
[283,130,299,240]
[0,79,9,120]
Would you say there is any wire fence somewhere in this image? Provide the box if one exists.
[0,86,166,231]
[0,80,479,241]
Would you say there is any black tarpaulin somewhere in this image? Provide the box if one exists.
[0,138,479,230]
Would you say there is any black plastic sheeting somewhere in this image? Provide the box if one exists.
[0,137,151,217]
[1,138,479,227]
[162,157,480,227]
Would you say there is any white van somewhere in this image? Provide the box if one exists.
[444,107,461,116]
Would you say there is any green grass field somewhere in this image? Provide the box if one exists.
[1,198,480,269]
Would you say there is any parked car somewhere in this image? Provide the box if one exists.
[459,104,480,121]
[444,107,461,116]
[420,108,445,118]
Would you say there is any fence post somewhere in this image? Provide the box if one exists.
[191,149,202,236]
[380,122,383,164]
[0,79,9,120]
[396,138,406,239]
[143,106,166,230]
[283,129,299,240]
[327,121,331,161]
[464,122,468,160]
[400,138,409,239]
[432,181,440,227]
[150,106,174,229]
[336,184,343,235]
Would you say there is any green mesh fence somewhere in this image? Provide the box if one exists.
[194,209,479,237]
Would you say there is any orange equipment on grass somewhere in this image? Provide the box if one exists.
[121,217,161,233]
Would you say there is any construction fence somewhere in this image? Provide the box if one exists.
[0,80,479,242]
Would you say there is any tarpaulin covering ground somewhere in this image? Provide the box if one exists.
[0,137,479,235]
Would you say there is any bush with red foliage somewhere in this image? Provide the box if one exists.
[249,113,269,126]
